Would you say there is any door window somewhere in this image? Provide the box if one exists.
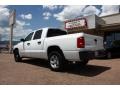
[33,30,42,40]
[25,32,34,41]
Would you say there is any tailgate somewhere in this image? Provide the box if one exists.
[84,34,104,51]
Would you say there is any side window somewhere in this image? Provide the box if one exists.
[47,29,67,37]
[33,30,42,40]
[25,32,34,41]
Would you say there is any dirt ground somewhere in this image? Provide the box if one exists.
[0,53,120,85]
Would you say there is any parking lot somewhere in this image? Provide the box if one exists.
[0,53,120,85]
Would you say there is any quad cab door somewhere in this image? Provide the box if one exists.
[23,30,44,58]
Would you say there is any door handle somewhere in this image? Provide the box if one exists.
[27,43,30,46]
[37,41,41,45]
[94,39,97,45]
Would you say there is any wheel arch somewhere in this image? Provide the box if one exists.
[13,48,19,53]
[13,48,22,57]
[47,46,65,59]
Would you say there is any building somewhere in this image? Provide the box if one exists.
[64,13,120,38]
[100,13,120,49]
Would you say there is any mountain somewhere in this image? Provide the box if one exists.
[0,41,20,45]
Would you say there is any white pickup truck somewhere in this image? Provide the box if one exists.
[13,28,104,71]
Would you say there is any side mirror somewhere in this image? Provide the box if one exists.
[20,38,25,42]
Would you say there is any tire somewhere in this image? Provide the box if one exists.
[13,49,22,62]
[107,52,112,59]
[48,51,65,71]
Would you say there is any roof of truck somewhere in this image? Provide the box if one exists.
[34,27,66,32]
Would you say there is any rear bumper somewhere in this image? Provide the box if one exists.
[63,50,95,62]
[79,51,95,61]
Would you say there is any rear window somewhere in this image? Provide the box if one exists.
[47,29,67,37]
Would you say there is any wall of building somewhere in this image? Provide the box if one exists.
[102,13,120,24]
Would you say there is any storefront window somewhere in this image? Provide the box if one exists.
[105,32,114,48]
[104,32,120,48]
[113,32,120,47]
[115,33,120,40]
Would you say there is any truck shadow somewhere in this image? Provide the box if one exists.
[65,64,110,77]
[22,59,111,77]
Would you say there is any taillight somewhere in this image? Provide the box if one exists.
[77,37,85,48]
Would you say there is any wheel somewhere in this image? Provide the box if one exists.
[48,51,65,71]
[107,52,112,59]
[13,49,22,62]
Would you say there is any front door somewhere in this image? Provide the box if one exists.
[24,32,34,57]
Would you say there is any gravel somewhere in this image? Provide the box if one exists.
[0,53,120,85]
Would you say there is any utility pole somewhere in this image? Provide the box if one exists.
[9,10,16,54]
[9,24,14,54]
[119,5,120,13]
[0,34,1,41]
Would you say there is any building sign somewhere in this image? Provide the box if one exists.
[64,18,87,30]
[9,10,16,26]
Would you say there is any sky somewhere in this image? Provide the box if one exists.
[0,5,120,41]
